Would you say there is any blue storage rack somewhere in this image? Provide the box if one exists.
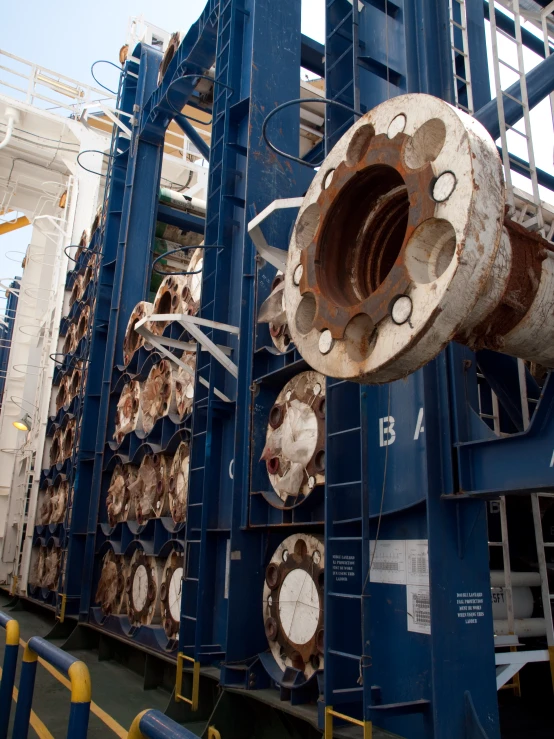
[22,1,554,736]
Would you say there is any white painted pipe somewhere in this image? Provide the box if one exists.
[494,618,546,637]
[0,107,19,151]
[490,571,541,588]
[491,586,534,621]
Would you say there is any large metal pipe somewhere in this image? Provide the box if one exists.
[174,113,210,161]
[475,52,554,141]
[284,93,554,384]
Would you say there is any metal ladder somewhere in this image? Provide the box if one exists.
[488,0,544,233]
[448,0,474,113]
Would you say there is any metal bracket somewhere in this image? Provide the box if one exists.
[247,197,303,271]
[135,314,240,402]
[175,652,200,711]
[495,648,549,689]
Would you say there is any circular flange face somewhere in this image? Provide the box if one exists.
[263,533,324,680]
[168,567,183,622]
[169,442,190,523]
[261,371,325,508]
[132,564,149,612]
[279,569,320,644]
[284,93,505,384]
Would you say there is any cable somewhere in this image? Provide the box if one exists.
[76,150,113,177]
[152,245,218,276]
[262,97,362,168]
[90,60,122,95]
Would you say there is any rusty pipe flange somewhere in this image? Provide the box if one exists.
[140,359,175,434]
[129,454,170,525]
[43,544,61,590]
[260,371,325,508]
[37,483,53,525]
[29,544,47,588]
[68,366,82,404]
[175,352,196,418]
[50,428,63,467]
[169,442,190,523]
[50,479,69,524]
[62,419,76,461]
[263,533,324,680]
[123,301,154,365]
[258,273,292,353]
[114,380,143,445]
[75,305,91,344]
[95,550,129,616]
[62,324,76,356]
[106,463,138,526]
[90,204,102,239]
[69,274,84,307]
[160,549,184,639]
[55,374,70,413]
[157,31,184,85]
[127,549,161,626]
[151,275,191,336]
[184,248,204,316]
[285,94,505,384]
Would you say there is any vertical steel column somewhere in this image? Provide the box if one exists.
[324,1,498,737]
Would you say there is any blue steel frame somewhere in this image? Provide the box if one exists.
[24,1,554,737]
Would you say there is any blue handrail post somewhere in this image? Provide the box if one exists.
[11,645,37,739]
[12,636,91,739]
[0,611,20,739]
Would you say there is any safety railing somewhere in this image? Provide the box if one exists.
[128,709,220,738]
[12,635,91,739]
[0,611,19,739]
[175,651,201,711]
[324,706,372,739]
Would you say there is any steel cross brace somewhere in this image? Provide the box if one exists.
[247,197,303,271]
[134,313,239,403]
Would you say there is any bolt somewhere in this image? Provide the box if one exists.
[293,264,303,285]
[387,114,406,139]
[308,476,315,490]
[313,383,322,396]
[319,330,334,354]
[390,295,413,325]
[313,550,321,564]
[433,171,457,202]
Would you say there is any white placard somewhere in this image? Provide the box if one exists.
[406,539,429,585]
[407,585,431,634]
[369,540,406,584]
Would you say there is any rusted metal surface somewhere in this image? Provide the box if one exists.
[128,453,170,524]
[123,301,154,365]
[127,549,162,626]
[69,274,84,307]
[95,550,129,616]
[114,380,143,444]
[42,544,62,590]
[257,273,292,352]
[260,371,325,507]
[151,275,190,336]
[285,94,507,383]
[61,418,76,462]
[50,428,63,467]
[75,304,91,344]
[160,549,184,639]
[169,442,190,523]
[263,534,324,679]
[29,545,47,588]
[62,324,77,356]
[140,359,177,434]
[174,352,195,418]
[157,31,182,85]
[106,463,138,526]
[55,375,70,413]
